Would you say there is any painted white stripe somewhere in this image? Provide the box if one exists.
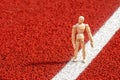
[52,7,120,80]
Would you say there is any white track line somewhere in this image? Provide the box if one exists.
[52,7,120,80]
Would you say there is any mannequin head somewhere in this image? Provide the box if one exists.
[78,16,84,24]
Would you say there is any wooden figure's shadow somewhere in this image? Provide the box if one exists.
[24,60,69,66]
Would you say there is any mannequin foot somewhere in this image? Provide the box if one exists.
[73,57,78,62]
[82,59,86,63]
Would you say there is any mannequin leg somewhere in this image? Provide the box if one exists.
[73,39,80,61]
[81,40,86,63]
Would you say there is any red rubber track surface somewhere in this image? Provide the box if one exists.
[0,0,120,80]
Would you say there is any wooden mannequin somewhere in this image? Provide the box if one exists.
[71,16,94,63]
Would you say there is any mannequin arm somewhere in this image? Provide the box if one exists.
[86,24,94,47]
[71,25,76,49]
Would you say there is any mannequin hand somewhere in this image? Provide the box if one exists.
[90,42,94,48]
[73,44,76,49]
